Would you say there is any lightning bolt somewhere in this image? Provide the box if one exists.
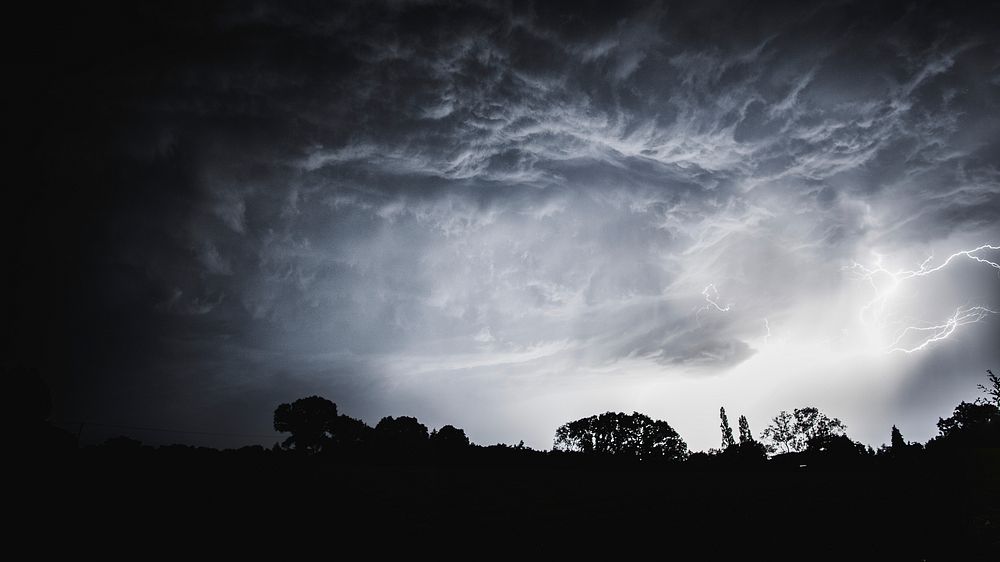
[763,317,771,345]
[888,306,998,353]
[700,284,732,312]
[694,283,733,326]
[845,244,1000,352]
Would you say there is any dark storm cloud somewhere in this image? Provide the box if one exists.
[18,0,999,449]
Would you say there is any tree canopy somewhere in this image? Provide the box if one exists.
[374,415,429,448]
[761,407,846,454]
[273,396,342,453]
[928,401,1000,448]
[554,411,687,461]
[430,425,470,449]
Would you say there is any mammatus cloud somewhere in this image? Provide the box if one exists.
[39,1,1000,451]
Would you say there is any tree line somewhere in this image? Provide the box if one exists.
[16,367,1000,468]
[254,369,998,468]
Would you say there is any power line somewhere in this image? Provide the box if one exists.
[52,420,282,440]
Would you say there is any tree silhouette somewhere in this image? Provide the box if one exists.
[793,406,846,442]
[929,401,1000,448]
[761,410,796,453]
[924,371,1000,450]
[890,425,905,451]
[721,414,767,461]
[553,411,687,461]
[430,425,470,451]
[762,407,846,454]
[978,369,999,407]
[336,414,373,447]
[805,433,869,458]
[738,415,753,444]
[374,416,429,449]
[273,396,340,453]
[719,407,736,449]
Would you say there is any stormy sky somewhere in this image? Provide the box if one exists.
[13,0,1000,451]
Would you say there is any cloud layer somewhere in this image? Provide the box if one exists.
[27,0,1000,450]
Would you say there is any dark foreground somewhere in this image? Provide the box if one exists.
[16,448,998,559]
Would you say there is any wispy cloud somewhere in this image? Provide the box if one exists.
[68,0,1000,450]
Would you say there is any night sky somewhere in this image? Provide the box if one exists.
[11,0,1000,451]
